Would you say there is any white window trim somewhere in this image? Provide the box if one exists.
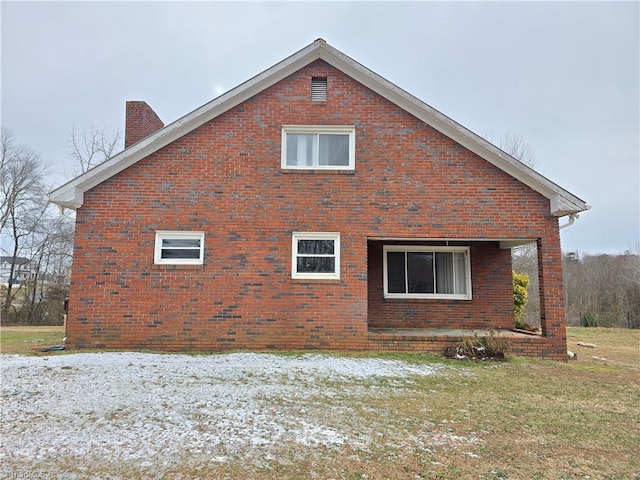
[383,245,472,300]
[281,125,355,170]
[292,232,340,280]
[154,231,205,265]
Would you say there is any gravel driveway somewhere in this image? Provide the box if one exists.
[1,352,456,477]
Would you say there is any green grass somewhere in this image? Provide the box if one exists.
[0,325,65,354]
[1,326,639,478]
[567,326,640,368]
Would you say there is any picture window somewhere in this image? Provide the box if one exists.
[383,246,471,299]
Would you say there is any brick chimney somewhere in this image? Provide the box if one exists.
[124,101,164,148]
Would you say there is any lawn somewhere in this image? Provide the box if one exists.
[0,326,638,479]
[0,325,65,354]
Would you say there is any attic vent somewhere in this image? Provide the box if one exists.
[311,77,327,102]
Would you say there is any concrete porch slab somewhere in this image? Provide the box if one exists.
[368,328,537,339]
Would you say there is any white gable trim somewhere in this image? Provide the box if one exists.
[50,39,587,216]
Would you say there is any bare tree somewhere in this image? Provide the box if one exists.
[1,129,46,232]
[22,211,74,325]
[67,124,121,174]
[564,251,640,328]
[499,132,536,168]
[1,128,50,320]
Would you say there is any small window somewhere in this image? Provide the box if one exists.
[292,232,340,279]
[154,231,204,265]
[282,126,355,170]
[383,246,471,299]
[311,77,327,101]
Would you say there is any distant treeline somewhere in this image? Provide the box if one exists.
[564,251,640,328]
[514,247,640,329]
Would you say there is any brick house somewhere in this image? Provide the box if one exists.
[0,256,34,285]
[50,39,588,359]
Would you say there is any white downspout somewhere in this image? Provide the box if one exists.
[559,214,577,230]
[559,205,591,230]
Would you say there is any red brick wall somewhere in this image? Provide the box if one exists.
[124,101,164,148]
[367,241,514,330]
[68,60,566,357]
[536,232,568,359]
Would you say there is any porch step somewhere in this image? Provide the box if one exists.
[368,328,461,353]
[368,328,547,356]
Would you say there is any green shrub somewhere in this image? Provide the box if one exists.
[580,312,599,327]
[513,271,529,329]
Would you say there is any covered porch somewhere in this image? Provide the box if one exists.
[366,237,567,359]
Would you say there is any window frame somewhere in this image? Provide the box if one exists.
[383,245,472,300]
[281,125,355,171]
[154,231,205,265]
[291,232,341,280]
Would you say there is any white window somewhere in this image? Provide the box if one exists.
[292,232,340,279]
[383,246,471,300]
[154,231,204,265]
[282,126,355,170]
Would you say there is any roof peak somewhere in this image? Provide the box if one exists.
[50,39,587,217]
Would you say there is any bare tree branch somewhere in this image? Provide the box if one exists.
[1,129,52,320]
[67,124,121,175]
[1,129,75,324]
[481,130,537,168]
[499,133,536,168]
[0,128,48,233]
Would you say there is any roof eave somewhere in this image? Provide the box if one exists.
[50,38,588,219]
[551,192,588,217]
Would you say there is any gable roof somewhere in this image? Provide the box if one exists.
[0,256,31,265]
[50,39,587,217]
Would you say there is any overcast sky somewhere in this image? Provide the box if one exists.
[2,1,638,255]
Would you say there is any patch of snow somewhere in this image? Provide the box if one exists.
[1,352,458,472]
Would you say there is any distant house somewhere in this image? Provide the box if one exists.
[50,39,588,359]
[0,256,33,285]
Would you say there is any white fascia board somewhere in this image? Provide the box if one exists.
[550,192,588,217]
[49,186,85,210]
